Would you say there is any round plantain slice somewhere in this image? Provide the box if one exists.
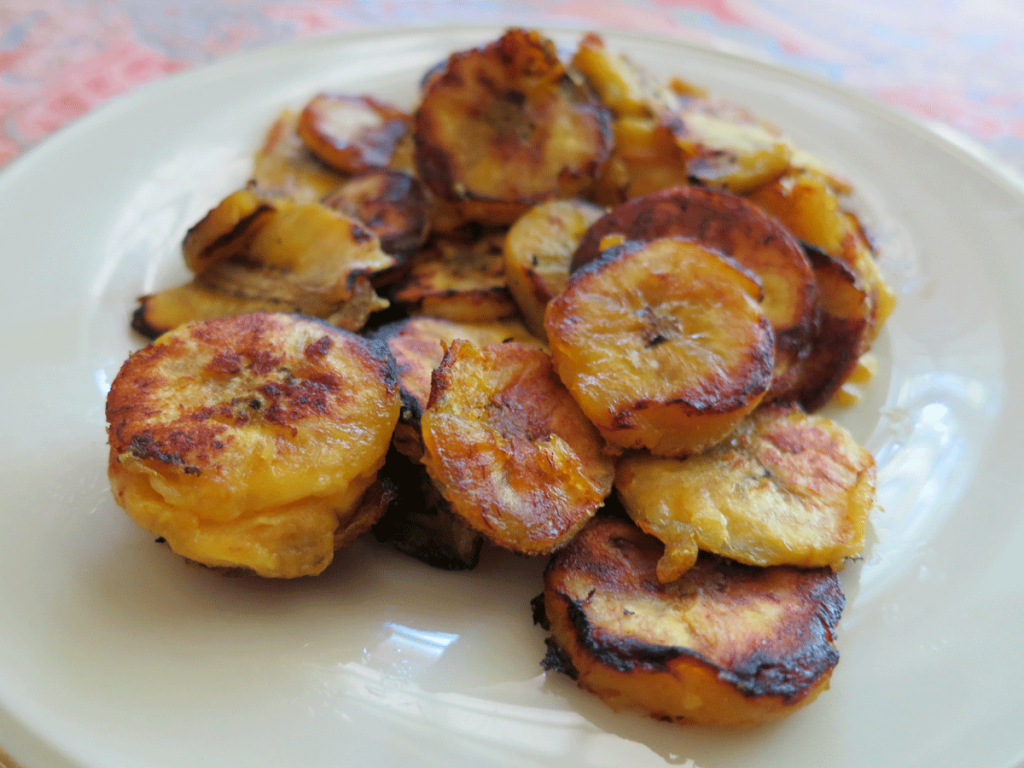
[106,312,401,578]
[297,93,411,174]
[541,517,845,726]
[413,28,612,225]
[571,186,816,400]
[420,340,615,556]
[616,401,876,583]
[546,237,774,457]
[370,314,546,462]
[503,198,605,338]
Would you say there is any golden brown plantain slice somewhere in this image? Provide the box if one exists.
[789,244,874,411]
[370,314,545,461]
[571,186,816,399]
[747,169,896,347]
[372,449,485,570]
[181,186,276,274]
[420,341,614,556]
[569,32,673,119]
[132,264,387,339]
[252,110,347,202]
[503,199,605,337]
[590,101,789,203]
[321,169,430,261]
[106,312,401,578]
[298,93,411,174]
[591,113,690,204]
[546,237,774,457]
[134,193,395,337]
[616,401,876,582]
[674,97,792,195]
[541,517,845,726]
[413,28,612,225]
[391,230,517,322]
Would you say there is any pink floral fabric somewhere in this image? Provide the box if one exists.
[1,0,1022,173]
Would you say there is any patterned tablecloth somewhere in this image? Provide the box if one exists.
[1,0,1023,177]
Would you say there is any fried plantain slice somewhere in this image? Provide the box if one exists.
[181,186,276,274]
[370,314,545,461]
[133,263,390,340]
[391,230,518,322]
[747,169,896,348]
[134,192,395,337]
[321,169,430,262]
[420,341,614,556]
[503,199,605,337]
[546,237,774,457]
[616,401,876,582]
[372,449,485,570]
[590,113,691,205]
[589,101,789,203]
[674,97,792,195]
[541,517,844,726]
[253,110,347,202]
[569,32,673,119]
[789,244,874,411]
[297,92,411,174]
[106,312,401,578]
[571,186,816,399]
[413,28,612,225]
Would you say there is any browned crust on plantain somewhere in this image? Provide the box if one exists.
[420,341,614,555]
[570,186,816,398]
[543,517,844,725]
[413,28,612,224]
[298,93,411,174]
[108,312,397,465]
[391,230,518,322]
[372,448,485,570]
[107,312,401,577]
[182,187,276,274]
[503,198,606,337]
[615,401,875,580]
[322,169,430,261]
[333,476,398,551]
[547,238,774,456]
[370,315,544,429]
[793,243,872,412]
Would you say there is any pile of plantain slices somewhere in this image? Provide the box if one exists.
[112,28,896,727]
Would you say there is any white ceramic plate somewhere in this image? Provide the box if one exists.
[2,25,1023,768]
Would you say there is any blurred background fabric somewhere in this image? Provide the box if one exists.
[1,0,1022,174]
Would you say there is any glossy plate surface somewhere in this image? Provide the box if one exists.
[1,26,1022,768]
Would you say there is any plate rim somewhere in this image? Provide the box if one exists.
[2,22,1023,205]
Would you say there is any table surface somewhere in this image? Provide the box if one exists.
[1,0,1022,178]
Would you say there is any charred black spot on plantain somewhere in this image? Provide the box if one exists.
[530,593,549,628]
[563,596,687,674]
[541,637,578,679]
